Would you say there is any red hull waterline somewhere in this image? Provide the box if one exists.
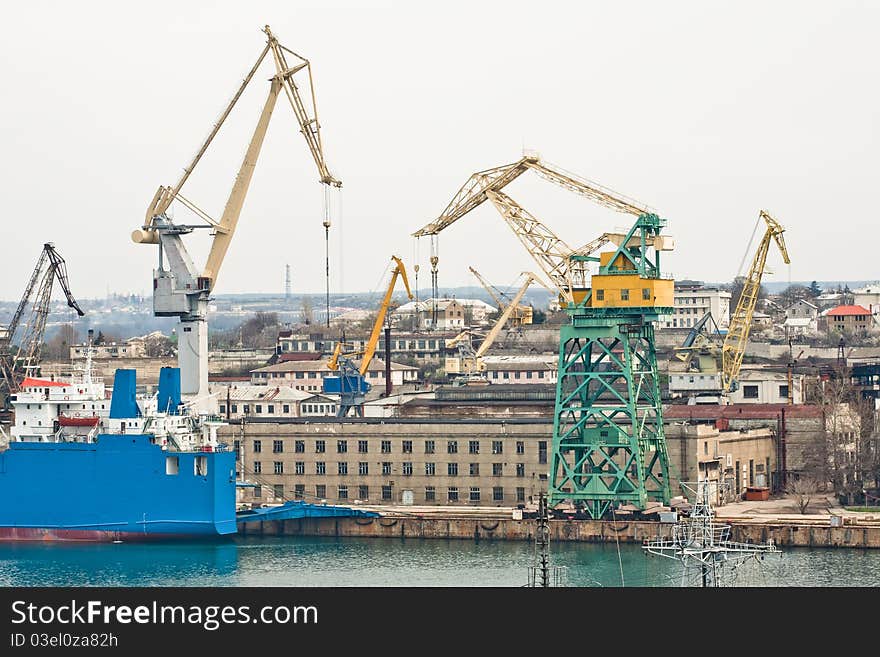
[0,527,207,543]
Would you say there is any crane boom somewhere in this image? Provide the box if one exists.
[134,26,340,408]
[468,267,505,309]
[474,273,537,362]
[721,211,790,392]
[359,256,413,376]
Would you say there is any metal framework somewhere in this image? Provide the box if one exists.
[412,156,674,518]
[644,482,780,587]
[721,211,789,393]
[0,243,84,402]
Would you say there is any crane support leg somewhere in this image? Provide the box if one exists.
[548,315,670,518]
[178,318,209,403]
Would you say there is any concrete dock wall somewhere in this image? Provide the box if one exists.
[237,515,880,548]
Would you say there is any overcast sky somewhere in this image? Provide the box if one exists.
[0,0,877,301]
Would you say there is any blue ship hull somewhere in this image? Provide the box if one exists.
[0,434,236,542]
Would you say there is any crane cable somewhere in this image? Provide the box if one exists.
[735,213,762,279]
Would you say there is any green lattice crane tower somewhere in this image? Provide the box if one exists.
[548,214,674,518]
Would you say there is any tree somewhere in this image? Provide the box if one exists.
[786,477,819,514]
[778,284,812,308]
[143,333,175,357]
[726,276,768,313]
[809,281,822,297]
[531,308,546,324]
[300,297,314,326]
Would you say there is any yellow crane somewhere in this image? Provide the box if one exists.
[326,256,413,416]
[412,156,641,306]
[132,25,339,407]
[446,272,540,376]
[468,266,533,327]
[721,211,790,393]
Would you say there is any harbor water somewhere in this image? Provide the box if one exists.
[2,536,879,587]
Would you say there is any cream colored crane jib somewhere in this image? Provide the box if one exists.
[328,256,413,376]
[468,266,533,327]
[459,272,539,375]
[721,210,790,393]
[133,26,340,407]
[412,156,644,305]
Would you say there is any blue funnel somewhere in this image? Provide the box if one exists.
[157,367,182,415]
[109,369,138,419]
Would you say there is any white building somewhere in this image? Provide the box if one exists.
[211,384,337,419]
[70,338,146,360]
[249,358,419,391]
[481,355,558,385]
[853,283,880,315]
[661,284,731,330]
[783,299,819,336]
[728,368,804,404]
[393,298,494,330]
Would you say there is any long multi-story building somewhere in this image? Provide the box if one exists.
[660,281,731,330]
[277,330,455,364]
[250,358,419,392]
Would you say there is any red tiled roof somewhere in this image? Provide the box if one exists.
[664,403,822,419]
[827,305,872,316]
[20,377,67,388]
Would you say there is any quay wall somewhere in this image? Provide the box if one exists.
[237,515,880,549]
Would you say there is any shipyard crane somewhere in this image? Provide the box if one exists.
[412,155,648,307]
[469,266,533,328]
[414,156,676,519]
[721,211,790,393]
[0,243,84,404]
[325,256,413,416]
[673,311,723,372]
[446,272,539,377]
[133,25,340,410]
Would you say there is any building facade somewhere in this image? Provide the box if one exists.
[250,358,419,392]
[660,284,731,330]
[277,330,455,364]
[211,384,338,419]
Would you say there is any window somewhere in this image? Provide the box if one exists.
[382,462,392,475]
[447,440,458,454]
[165,456,179,475]
[448,463,459,476]
[620,289,629,301]
[493,487,504,502]
[315,440,326,453]
[382,485,393,501]
[447,487,459,502]
[358,485,369,500]
[273,440,284,453]
[283,404,290,414]
[424,440,435,454]
[743,385,759,399]
[469,441,480,454]
[704,442,708,455]
[491,440,503,454]
[273,484,284,499]
[267,404,274,414]
[402,462,413,476]
[516,463,525,477]
[358,462,369,475]
[538,441,548,464]
[358,440,368,453]
[294,440,305,453]
[338,462,348,475]
[338,485,348,500]
[516,487,526,502]
[253,461,262,474]
[381,440,392,454]
[274,461,283,475]
[243,404,250,414]
[316,462,326,475]
[425,462,435,476]
[516,441,524,455]
[219,404,226,414]
[595,289,604,301]
[294,484,304,499]
[779,385,789,399]
[337,440,348,453]
[253,440,262,453]
[469,463,479,476]
[425,486,436,502]
[469,487,480,502]
[493,463,503,476]
[231,404,238,414]
[295,461,305,475]
[402,440,413,453]
[642,288,651,301]
[316,484,326,499]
